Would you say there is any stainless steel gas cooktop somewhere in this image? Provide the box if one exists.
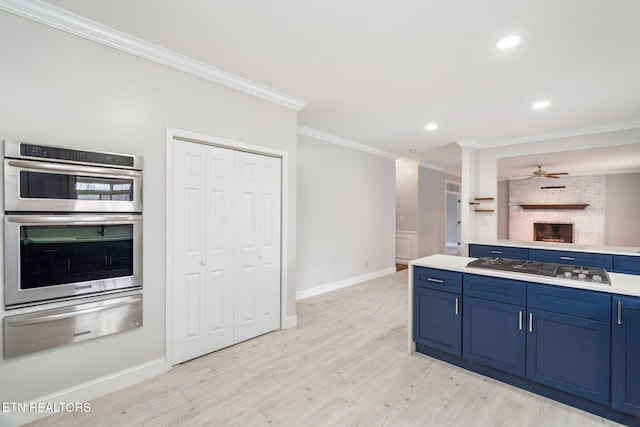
[466,257,611,285]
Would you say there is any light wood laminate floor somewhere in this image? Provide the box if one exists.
[28,270,621,426]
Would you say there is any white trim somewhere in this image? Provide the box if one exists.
[297,126,399,159]
[457,119,640,149]
[165,127,294,370]
[0,358,165,426]
[282,314,298,329]
[0,0,306,111]
[296,268,396,300]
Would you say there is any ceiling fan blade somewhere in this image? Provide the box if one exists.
[547,172,568,176]
[544,174,560,178]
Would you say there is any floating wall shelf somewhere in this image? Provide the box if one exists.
[471,197,494,212]
[519,204,590,210]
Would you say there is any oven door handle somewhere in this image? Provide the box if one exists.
[7,159,141,177]
[6,215,141,224]
[5,297,142,326]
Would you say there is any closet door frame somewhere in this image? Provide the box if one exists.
[164,127,292,371]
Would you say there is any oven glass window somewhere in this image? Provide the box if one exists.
[19,171,134,201]
[20,224,134,289]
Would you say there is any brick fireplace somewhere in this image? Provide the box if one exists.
[508,175,605,245]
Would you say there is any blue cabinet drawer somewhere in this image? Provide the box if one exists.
[527,283,611,322]
[414,267,462,294]
[463,274,526,306]
[469,244,529,260]
[613,255,640,275]
[529,249,613,270]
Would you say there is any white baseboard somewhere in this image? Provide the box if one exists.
[296,267,397,300]
[0,358,165,426]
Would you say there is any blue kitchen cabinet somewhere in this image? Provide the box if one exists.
[462,274,526,376]
[526,284,611,405]
[529,249,613,270]
[469,244,528,260]
[463,297,525,377]
[612,295,640,416]
[613,255,640,275]
[413,286,462,356]
[413,267,463,356]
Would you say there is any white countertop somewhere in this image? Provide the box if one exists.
[467,240,640,257]
[410,254,640,297]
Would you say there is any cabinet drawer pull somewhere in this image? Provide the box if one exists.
[618,301,622,325]
[455,297,459,315]
[560,256,575,261]
[491,250,503,254]
[519,311,523,331]
[427,278,444,284]
[528,312,533,333]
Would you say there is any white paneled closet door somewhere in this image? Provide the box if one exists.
[234,151,282,342]
[172,140,281,365]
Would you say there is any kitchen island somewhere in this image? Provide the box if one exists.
[408,253,640,425]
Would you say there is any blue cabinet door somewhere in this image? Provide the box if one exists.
[529,249,613,270]
[526,308,611,404]
[469,244,528,260]
[413,287,462,356]
[463,297,525,377]
[612,296,640,416]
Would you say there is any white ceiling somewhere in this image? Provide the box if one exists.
[41,0,640,176]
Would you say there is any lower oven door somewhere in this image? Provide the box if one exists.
[4,214,142,308]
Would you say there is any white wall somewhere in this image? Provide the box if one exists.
[497,180,509,239]
[605,173,640,246]
[0,11,297,407]
[395,162,419,231]
[296,134,396,295]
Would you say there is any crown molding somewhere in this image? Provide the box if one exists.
[0,0,306,111]
[458,119,640,150]
[297,126,399,159]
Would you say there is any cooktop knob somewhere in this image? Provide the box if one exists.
[592,275,602,282]
[564,271,573,278]
[578,273,587,280]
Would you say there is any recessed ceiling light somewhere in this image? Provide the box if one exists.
[424,123,438,131]
[496,35,521,49]
[532,100,551,110]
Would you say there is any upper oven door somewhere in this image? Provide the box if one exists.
[4,158,142,213]
[4,214,142,308]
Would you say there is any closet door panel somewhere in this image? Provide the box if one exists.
[235,152,281,341]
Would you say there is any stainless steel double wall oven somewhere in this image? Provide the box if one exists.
[3,140,143,358]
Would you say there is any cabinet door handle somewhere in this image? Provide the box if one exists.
[560,256,575,261]
[455,298,459,315]
[491,250,503,254]
[617,301,622,325]
[519,311,523,331]
[528,312,533,333]
[427,278,444,284]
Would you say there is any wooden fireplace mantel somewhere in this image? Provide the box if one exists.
[519,204,590,210]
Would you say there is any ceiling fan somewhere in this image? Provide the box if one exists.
[526,165,569,179]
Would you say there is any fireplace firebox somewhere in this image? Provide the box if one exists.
[533,222,574,243]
